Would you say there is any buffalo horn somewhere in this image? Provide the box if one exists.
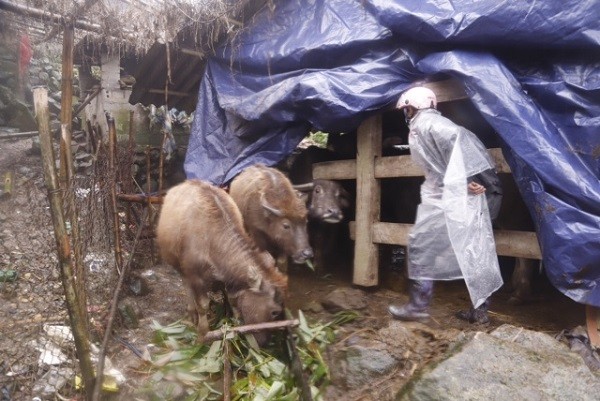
[292,183,314,192]
[260,194,283,217]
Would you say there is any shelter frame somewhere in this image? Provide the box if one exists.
[311,78,599,345]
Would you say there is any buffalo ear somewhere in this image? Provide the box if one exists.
[296,190,309,205]
[339,187,351,209]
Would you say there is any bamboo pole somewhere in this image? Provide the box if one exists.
[117,193,163,204]
[107,116,123,273]
[145,146,155,264]
[223,340,232,401]
[92,209,147,401]
[59,22,75,187]
[59,23,88,324]
[202,319,299,343]
[34,87,95,401]
[85,120,97,154]
[125,110,135,230]
[35,0,100,44]
[0,0,132,37]
[62,124,88,323]
[0,131,39,139]
[73,86,102,117]
[158,134,166,194]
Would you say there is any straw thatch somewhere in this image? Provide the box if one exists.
[0,0,269,55]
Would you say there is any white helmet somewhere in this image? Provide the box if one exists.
[396,86,437,110]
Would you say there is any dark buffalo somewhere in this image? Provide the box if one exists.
[289,146,352,223]
[156,180,287,345]
[287,146,355,270]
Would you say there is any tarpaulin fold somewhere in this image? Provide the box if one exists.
[185,0,600,306]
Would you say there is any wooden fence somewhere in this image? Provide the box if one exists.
[311,80,541,287]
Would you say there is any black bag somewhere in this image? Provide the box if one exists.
[469,168,503,221]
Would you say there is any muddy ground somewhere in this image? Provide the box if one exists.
[0,136,586,401]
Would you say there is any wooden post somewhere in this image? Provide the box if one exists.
[34,87,95,401]
[353,115,382,286]
[146,146,155,264]
[125,110,135,230]
[158,134,166,194]
[107,116,123,272]
[586,305,600,348]
[59,22,75,187]
[223,341,232,401]
[62,123,88,323]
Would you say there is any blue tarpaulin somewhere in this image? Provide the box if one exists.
[185,0,600,306]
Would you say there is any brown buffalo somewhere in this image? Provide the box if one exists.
[229,164,313,265]
[156,180,287,345]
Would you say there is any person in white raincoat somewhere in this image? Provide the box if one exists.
[388,86,504,324]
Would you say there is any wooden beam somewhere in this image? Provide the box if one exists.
[74,86,102,116]
[422,79,468,103]
[180,47,205,58]
[353,115,382,287]
[0,0,102,33]
[148,89,193,97]
[348,222,542,260]
[313,148,511,180]
[0,131,39,139]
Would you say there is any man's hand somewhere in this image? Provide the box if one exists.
[468,182,486,195]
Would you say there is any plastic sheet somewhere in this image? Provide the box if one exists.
[407,109,502,308]
[185,0,600,306]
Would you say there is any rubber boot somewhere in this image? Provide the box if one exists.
[456,298,491,324]
[388,280,433,321]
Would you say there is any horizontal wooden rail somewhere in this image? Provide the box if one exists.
[349,221,542,260]
[422,79,469,103]
[313,148,510,180]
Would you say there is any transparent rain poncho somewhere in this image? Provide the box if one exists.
[407,109,503,308]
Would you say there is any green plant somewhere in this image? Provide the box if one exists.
[140,310,359,401]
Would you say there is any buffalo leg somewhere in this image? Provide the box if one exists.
[508,258,538,304]
[185,277,211,336]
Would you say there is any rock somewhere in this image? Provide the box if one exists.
[303,300,324,313]
[5,100,37,131]
[330,338,402,390]
[17,166,32,176]
[0,69,14,83]
[29,137,42,156]
[321,287,368,312]
[128,275,150,296]
[396,325,600,401]
[0,85,15,105]
[50,91,62,102]
[38,71,49,83]
[47,97,61,115]
[118,300,141,328]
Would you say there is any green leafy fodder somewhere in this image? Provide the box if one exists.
[139,310,359,400]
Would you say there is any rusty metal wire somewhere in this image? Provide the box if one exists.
[0,133,157,400]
